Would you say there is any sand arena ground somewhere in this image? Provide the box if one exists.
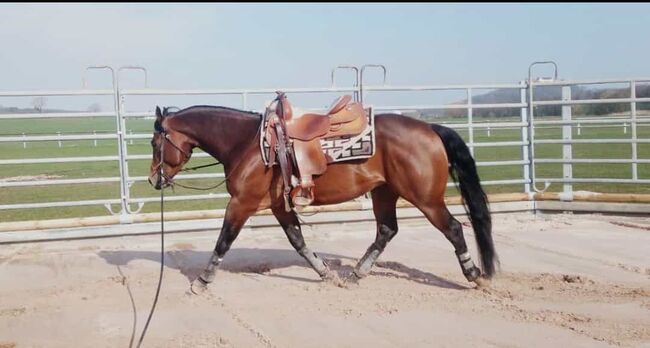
[0,211,649,348]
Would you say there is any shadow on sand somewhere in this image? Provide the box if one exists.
[98,247,467,290]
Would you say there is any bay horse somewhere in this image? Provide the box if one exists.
[148,104,497,292]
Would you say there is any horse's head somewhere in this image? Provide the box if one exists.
[148,106,197,189]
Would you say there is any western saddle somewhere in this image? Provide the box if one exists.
[265,91,368,210]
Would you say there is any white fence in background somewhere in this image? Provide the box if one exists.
[1,63,649,222]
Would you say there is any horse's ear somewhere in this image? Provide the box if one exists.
[155,106,163,120]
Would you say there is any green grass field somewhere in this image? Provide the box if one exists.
[1,115,649,222]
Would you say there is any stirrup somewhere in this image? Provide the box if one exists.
[292,187,314,207]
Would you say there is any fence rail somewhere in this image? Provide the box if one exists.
[1,63,649,222]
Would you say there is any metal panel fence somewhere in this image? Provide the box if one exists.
[1,62,649,222]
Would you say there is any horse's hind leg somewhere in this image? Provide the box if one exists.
[353,185,399,278]
[420,204,482,283]
[271,205,332,279]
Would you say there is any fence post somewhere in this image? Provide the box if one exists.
[631,81,638,180]
[577,123,581,136]
[116,84,132,218]
[57,131,62,148]
[520,81,531,193]
[467,88,474,156]
[562,86,573,196]
[623,122,628,135]
[93,130,97,147]
[88,66,130,219]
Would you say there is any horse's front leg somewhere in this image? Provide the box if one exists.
[271,205,333,279]
[191,198,257,294]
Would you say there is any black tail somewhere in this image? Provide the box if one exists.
[431,124,498,278]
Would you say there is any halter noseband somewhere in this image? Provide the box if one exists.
[157,128,192,160]
[152,127,193,188]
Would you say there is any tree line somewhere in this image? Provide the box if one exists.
[435,84,650,119]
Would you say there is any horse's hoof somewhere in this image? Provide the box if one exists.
[351,268,368,280]
[190,279,209,295]
[464,266,481,282]
[474,278,490,289]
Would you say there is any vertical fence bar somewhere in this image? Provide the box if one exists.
[117,86,132,217]
[467,88,474,156]
[116,87,129,216]
[242,92,248,110]
[354,68,361,103]
[359,64,387,106]
[562,86,573,195]
[631,80,638,180]
[520,81,531,193]
[57,131,62,147]
[84,66,128,217]
[94,66,129,218]
[527,80,536,192]
[93,130,97,147]
[527,61,558,194]
[117,66,150,216]
[22,132,27,149]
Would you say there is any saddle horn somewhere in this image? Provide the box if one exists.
[275,91,292,121]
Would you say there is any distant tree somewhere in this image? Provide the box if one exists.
[32,97,47,112]
[87,102,102,112]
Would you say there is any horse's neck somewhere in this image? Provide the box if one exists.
[179,109,261,169]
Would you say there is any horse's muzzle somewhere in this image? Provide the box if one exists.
[148,174,163,190]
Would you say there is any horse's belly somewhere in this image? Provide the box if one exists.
[310,159,385,205]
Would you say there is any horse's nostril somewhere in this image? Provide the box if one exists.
[149,175,162,190]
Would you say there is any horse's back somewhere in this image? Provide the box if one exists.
[368,114,450,202]
[309,113,449,205]
[374,113,448,163]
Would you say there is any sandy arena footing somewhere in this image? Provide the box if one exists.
[0,212,649,348]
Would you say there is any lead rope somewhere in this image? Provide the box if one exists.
[135,140,166,348]
[170,179,228,191]
[180,161,221,173]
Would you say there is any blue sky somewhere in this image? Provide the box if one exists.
[0,3,648,109]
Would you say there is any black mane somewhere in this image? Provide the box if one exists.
[163,105,262,118]
[154,105,262,132]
